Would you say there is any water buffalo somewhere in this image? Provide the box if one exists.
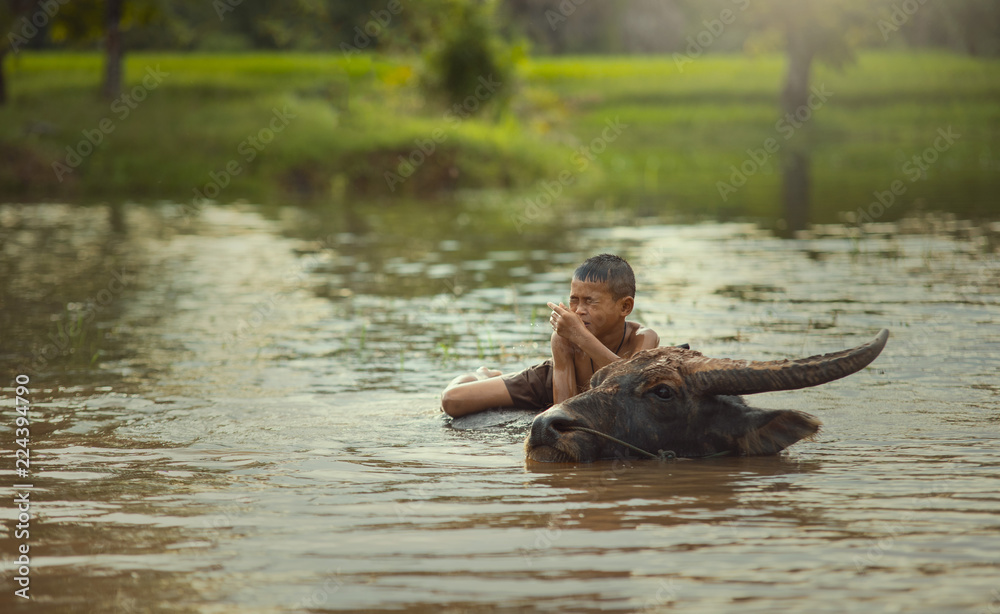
[525,329,889,462]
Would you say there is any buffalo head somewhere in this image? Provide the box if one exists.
[525,329,889,462]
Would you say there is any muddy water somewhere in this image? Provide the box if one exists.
[1,203,999,613]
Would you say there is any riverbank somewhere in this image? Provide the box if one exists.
[1,53,560,204]
[2,51,998,222]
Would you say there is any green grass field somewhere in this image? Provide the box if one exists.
[1,52,559,203]
[524,53,1000,223]
[2,51,998,224]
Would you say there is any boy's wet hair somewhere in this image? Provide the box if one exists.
[574,254,635,300]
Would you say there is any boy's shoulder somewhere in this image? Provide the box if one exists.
[629,320,660,350]
[629,319,658,334]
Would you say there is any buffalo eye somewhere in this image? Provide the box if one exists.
[649,384,675,401]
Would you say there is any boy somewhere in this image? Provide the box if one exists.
[441,253,660,417]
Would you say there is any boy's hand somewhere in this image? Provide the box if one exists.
[547,302,590,343]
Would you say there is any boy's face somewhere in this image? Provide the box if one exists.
[569,277,633,337]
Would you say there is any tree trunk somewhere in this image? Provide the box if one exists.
[781,28,814,115]
[101,0,124,100]
[781,149,810,236]
[0,51,7,106]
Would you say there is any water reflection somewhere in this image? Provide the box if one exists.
[523,456,822,534]
[0,205,138,380]
[1,202,999,613]
[781,147,811,236]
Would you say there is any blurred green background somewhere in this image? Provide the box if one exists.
[1,0,998,229]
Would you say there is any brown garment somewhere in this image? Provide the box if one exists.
[501,359,554,410]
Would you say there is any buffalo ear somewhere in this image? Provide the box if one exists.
[736,410,821,455]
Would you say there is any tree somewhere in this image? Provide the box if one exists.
[0,0,34,106]
[739,1,872,115]
[896,0,1000,56]
[422,0,515,115]
[47,0,162,99]
[102,0,122,99]
[200,0,388,51]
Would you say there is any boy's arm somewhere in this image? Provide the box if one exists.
[547,302,624,371]
[563,323,660,371]
[550,332,577,405]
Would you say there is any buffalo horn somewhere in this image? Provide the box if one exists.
[688,329,889,396]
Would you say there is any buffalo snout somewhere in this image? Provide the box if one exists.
[526,404,597,463]
[530,406,575,441]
